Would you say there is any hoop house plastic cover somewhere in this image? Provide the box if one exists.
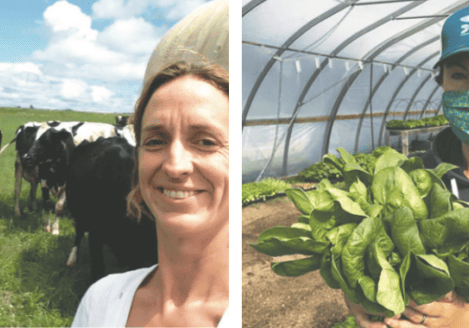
[242,0,469,183]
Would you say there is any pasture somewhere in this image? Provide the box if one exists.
[0,107,128,326]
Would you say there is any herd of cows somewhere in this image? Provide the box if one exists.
[0,116,158,283]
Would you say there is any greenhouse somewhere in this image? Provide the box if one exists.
[242,0,469,183]
[242,1,469,328]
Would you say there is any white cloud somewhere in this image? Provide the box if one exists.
[61,79,88,99]
[91,85,114,102]
[33,1,120,65]
[0,62,43,75]
[31,0,166,83]
[92,0,147,19]
[98,17,162,55]
[0,62,133,112]
[92,0,210,21]
[158,0,210,21]
[33,36,124,64]
[44,0,96,40]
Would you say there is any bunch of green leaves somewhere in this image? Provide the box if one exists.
[386,115,448,129]
[242,178,291,204]
[251,146,469,318]
[421,115,448,127]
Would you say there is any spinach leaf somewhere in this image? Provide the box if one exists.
[384,207,425,256]
[408,169,433,198]
[448,255,469,302]
[419,208,469,256]
[358,275,378,303]
[400,156,425,174]
[326,223,357,257]
[426,182,455,218]
[323,152,345,176]
[341,217,384,288]
[305,188,335,212]
[337,147,357,165]
[399,252,412,305]
[373,148,407,174]
[371,167,428,220]
[271,255,322,277]
[320,249,340,289]
[406,253,454,305]
[431,163,459,180]
[285,188,313,215]
[290,222,311,231]
[371,243,405,315]
[250,226,329,256]
[331,253,360,304]
[331,314,359,328]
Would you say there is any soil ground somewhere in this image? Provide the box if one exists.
[242,196,350,328]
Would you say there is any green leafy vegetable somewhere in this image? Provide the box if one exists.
[250,146,469,321]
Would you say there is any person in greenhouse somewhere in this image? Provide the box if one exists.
[345,6,469,328]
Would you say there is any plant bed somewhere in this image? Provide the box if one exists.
[386,115,448,129]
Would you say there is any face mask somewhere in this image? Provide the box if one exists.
[442,90,469,146]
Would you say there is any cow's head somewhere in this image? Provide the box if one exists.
[15,124,42,157]
[22,129,75,174]
[115,115,129,128]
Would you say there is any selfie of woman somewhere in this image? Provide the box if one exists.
[71,0,229,326]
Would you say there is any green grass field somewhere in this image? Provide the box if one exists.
[0,107,126,327]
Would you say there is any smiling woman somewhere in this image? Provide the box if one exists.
[70,61,229,328]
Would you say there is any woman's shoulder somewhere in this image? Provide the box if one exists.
[89,265,158,295]
[71,265,158,327]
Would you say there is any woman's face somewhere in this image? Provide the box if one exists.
[442,55,469,91]
[138,76,229,236]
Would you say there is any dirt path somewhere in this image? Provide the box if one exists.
[242,196,350,328]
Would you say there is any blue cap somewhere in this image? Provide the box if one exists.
[434,6,469,68]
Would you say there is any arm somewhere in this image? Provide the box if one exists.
[383,291,469,328]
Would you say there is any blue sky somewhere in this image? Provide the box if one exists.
[0,0,211,113]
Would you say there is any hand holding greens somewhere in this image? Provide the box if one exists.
[250,146,469,317]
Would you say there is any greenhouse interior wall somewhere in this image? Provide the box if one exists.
[242,51,443,183]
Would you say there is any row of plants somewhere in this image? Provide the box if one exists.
[251,146,468,326]
[243,152,380,205]
[386,114,448,129]
[297,152,376,182]
[242,178,292,205]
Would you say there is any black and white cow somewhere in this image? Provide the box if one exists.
[65,136,157,282]
[11,121,56,217]
[115,115,129,128]
[115,123,136,147]
[21,121,120,233]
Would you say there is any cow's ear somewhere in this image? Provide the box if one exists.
[57,130,72,141]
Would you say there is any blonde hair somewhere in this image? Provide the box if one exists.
[127,61,229,220]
